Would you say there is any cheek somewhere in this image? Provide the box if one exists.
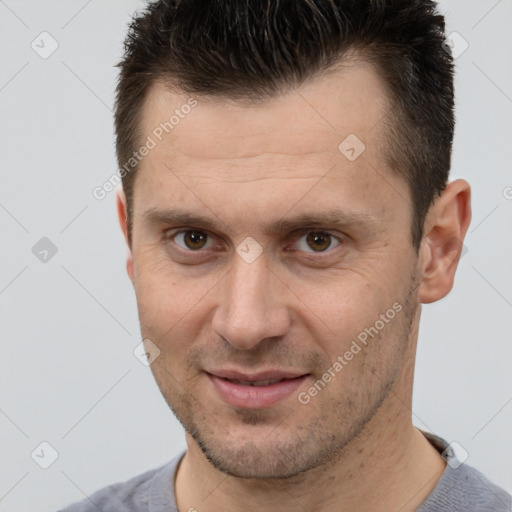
[294,272,384,325]
[134,246,191,311]
[132,252,219,354]
[293,272,403,361]
[133,263,184,338]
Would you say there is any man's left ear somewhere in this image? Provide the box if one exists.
[417,179,472,304]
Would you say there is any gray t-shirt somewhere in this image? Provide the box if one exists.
[58,431,511,511]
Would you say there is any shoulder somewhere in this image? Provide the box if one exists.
[455,463,512,511]
[57,452,185,512]
[417,461,512,512]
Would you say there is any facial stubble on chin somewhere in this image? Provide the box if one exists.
[148,267,420,480]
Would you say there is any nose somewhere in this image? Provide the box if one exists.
[211,250,291,351]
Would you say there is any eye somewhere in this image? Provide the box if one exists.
[293,231,341,253]
[173,230,213,251]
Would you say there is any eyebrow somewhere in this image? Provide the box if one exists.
[143,207,381,236]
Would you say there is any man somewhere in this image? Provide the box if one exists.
[60,0,511,510]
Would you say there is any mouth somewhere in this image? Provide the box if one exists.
[205,370,310,409]
[218,377,292,387]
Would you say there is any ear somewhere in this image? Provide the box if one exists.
[115,184,135,283]
[417,179,471,304]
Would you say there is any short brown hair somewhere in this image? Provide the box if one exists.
[114,0,454,249]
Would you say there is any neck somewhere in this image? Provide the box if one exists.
[175,321,446,511]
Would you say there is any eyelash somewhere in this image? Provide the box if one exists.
[165,229,344,257]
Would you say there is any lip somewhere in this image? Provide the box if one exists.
[207,369,308,382]
[206,370,310,409]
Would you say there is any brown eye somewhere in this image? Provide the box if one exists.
[306,232,332,252]
[174,230,211,250]
[295,231,340,253]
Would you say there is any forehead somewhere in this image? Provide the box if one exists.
[139,60,389,164]
[132,61,406,235]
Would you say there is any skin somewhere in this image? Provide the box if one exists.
[116,59,471,511]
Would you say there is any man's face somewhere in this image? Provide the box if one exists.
[124,61,421,478]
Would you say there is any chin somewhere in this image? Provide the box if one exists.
[189,426,334,480]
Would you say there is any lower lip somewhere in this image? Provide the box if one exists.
[207,374,309,409]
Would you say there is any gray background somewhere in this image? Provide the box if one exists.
[0,0,511,510]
